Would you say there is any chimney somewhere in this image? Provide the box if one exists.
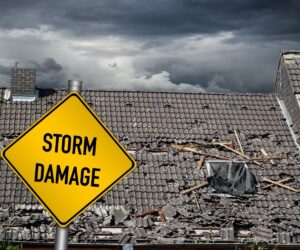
[68,80,82,93]
[11,68,37,101]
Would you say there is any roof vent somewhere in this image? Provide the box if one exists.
[11,68,37,101]
[68,80,82,93]
[3,89,11,101]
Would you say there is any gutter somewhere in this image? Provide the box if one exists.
[10,241,300,250]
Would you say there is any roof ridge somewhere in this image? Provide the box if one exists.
[0,87,275,97]
[37,87,274,97]
[281,50,300,56]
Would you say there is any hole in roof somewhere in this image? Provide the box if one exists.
[241,106,248,110]
[227,129,234,134]
[192,119,206,126]
[270,106,277,111]
[164,103,172,108]
[125,102,133,107]
[246,134,260,140]
[88,102,93,107]
[279,173,294,180]
[206,160,257,196]
[202,105,209,109]
[166,179,175,184]
[261,133,271,139]
[47,101,54,106]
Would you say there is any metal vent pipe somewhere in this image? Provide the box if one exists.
[68,80,82,93]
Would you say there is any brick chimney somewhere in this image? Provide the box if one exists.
[11,68,37,101]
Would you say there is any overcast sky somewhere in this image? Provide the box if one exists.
[0,0,299,93]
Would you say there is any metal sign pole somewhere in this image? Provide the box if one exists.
[55,226,69,250]
[54,80,82,250]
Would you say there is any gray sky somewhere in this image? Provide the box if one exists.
[0,0,299,93]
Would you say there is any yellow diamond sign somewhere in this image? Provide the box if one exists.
[1,92,136,227]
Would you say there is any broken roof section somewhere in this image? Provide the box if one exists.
[1,88,300,246]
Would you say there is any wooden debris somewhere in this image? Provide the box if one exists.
[214,142,261,166]
[171,144,230,160]
[181,182,209,195]
[250,156,283,160]
[262,177,292,189]
[263,178,300,193]
[234,129,244,155]
[134,208,166,223]
[171,143,269,166]
[260,148,275,165]
[216,141,234,148]
[193,191,200,209]
[196,156,205,170]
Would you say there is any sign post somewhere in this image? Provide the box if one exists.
[1,80,136,248]
[55,226,69,250]
[55,80,82,250]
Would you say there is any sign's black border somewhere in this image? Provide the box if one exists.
[2,92,136,227]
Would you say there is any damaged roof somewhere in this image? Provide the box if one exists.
[1,88,300,246]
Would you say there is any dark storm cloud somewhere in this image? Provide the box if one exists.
[56,0,300,41]
[63,0,300,40]
[30,58,63,73]
[0,65,11,76]
[0,0,299,93]
[29,58,67,88]
[0,0,299,39]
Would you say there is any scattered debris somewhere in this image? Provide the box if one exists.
[181,182,209,195]
[252,226,273,240]
[262,177,293,189]
[119,234,131,245]
[157,226,172,237]
[214,142,261,166]
[192,191,200,209]
[134,228,147,238]
[263,178,300,192]
[162,204,177,219]
[114,208,130,225]
[260,148,275,165]
[134,209,166,223]
[196,156,205,170]
[234,129,244,155]
[103,215,113,226]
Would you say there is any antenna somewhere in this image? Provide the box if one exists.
[15,60,20,69]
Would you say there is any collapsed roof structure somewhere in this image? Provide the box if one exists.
[1,51,300,249]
